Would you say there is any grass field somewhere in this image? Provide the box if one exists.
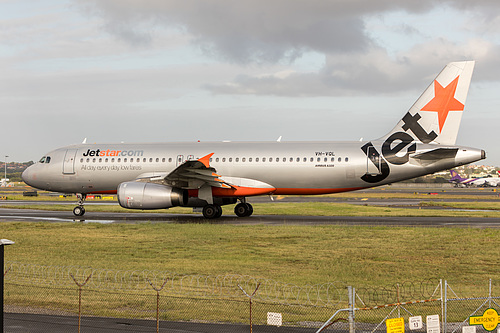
[1,222,499,288]
[1,185,500,288]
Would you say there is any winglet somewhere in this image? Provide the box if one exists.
[198,153,214,168]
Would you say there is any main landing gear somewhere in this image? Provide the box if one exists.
[202,200,254,219]
[234,202,253,217]
[73,193,86,217]
[202,204,223,219]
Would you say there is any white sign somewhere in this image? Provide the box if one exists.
[462,326,476,333]
[409,316,423,330]
[427,315,440,333]
[267,312,282,327]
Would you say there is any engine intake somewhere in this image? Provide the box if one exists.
[117,182,187,209]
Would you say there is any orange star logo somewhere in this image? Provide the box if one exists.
[420,76,464,132]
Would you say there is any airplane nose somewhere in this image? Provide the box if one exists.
[21,166,35,187]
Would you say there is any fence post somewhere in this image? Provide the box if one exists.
[70,272,92,333]
[238,283,260,333]
[146,278,169,333]
[443,280,447,333]
[348,286,355,333]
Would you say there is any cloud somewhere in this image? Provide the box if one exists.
[205,38,500,97]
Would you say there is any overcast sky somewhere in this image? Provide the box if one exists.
[2,0,500,166]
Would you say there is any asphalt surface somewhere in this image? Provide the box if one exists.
[0,206,499,228]
[5,312,323,333]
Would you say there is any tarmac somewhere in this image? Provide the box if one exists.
[5,312,321,332]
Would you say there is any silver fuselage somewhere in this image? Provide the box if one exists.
[22,140,485,195]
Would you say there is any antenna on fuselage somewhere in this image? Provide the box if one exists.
[82,138,87,144]
[277,136,282,142]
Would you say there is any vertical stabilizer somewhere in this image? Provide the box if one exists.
[381,61,475,145]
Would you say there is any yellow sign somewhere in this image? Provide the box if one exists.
[386,318,405,333]
[469,308,499,331]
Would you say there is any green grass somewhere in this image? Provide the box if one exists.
[2,222,499,287]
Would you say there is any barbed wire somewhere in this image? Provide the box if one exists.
[355,279,441,306]
[4,262,345,306]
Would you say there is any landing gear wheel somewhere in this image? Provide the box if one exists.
[203,204,222,219]
[73,206,85,216]
[234,203,253,217]
[215,205,223,218]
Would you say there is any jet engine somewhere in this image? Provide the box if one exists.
[117,182,187,209]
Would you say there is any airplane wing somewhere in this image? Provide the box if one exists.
[164,153,231,189]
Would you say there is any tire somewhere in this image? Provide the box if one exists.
[73,206,85,216]
[234,203,252,217]
[203,205,219,219]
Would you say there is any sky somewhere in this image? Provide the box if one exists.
[1,0,500,165]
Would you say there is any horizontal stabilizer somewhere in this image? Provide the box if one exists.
[412,148,458,161]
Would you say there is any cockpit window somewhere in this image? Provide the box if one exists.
[39,156,46,163]
[45,156,51,163]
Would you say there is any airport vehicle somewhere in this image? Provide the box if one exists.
[22,61,485,218]
[449,170,500,187]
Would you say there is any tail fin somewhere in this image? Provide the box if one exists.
[381,61,475,145]
[449,169,464,181]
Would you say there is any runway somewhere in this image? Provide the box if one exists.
[1,186,500,227]
[1,207,499,228]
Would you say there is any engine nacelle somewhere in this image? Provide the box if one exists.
[117,182,187,209]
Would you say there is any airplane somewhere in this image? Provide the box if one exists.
[449,170,500,187]
[22,61,485,219]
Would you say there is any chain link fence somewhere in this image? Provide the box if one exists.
[3,262,500,332]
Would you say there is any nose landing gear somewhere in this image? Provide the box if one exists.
[73,194,86,216]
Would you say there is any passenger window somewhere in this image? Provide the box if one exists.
[210,158,213,162]
[317,157,320,162]
[296,157,300,162]
[283,157,286,162]
[250,158,253,162]
[149,158,153,162]
[345,157,349,162]
[93,158,96,163]
[124,158,128,162]
[156,158,159,162]
[229,158,232,162]
[99,158,102,163]
[222,158,226,162]
[303,157,306,162]
[236,158,239,162]
[111,158,115,163]
[216,157,219,162]
[331,157,335,162]
[310,157,313,162]
[242,158,246,162]
[118,158,121,162]
[80,158,83,163]
[86,158,90,163]
[168,158,172,163]
[324,157,327,162]
[162,158,165,162]
[338,157,341,162]
[105,158,108,163]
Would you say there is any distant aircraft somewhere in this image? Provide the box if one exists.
[449,170,500,187]
[0,178,9,187]
[22,61,485,218]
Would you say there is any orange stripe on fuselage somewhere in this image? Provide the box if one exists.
[187,187,366,198]
[273,187,366,195]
